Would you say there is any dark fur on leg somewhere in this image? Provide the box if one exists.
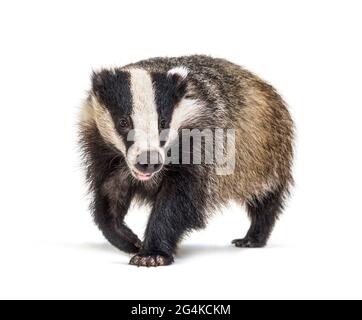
[93,191,142,254]
[232,186,286,248]
[80,126,141,254]
[130,167,207,267]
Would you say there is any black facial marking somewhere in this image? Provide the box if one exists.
[152,72,188,133]
[92,70,134,150]
[92,70,132,115]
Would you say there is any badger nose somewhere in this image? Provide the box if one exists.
[135,151,163,174]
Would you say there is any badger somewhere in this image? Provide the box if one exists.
[79,55,294,267]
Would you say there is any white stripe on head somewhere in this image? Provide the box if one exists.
[128,68,161,164]
[165,98,203,148]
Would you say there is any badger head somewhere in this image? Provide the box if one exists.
[88,66,201,181]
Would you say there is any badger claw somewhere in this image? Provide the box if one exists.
[232,237,266,248]
[129,254,174,267]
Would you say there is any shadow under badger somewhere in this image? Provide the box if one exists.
[79,55,294,267]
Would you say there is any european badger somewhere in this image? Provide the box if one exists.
[79,55,294,267]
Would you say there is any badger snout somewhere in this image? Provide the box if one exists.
[132,150,163,181]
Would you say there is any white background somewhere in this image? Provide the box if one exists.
[0,0,361,300]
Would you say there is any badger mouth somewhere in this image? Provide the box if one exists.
[131,169,154,181]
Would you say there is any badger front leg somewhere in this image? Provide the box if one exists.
[93,190,142,254]
[130,173,206,267]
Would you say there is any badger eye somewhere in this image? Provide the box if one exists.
[160,118,166,129]
[119,118,129,129]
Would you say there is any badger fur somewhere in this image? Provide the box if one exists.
[79,55,294,267]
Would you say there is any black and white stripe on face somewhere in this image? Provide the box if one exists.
[152,67,203,149]
[91,69,133,155]
[127,67,199,165]
[152,67,188,146]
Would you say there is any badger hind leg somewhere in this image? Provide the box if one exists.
[232,186,287,248]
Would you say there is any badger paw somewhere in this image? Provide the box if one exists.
[129,253,174,267]
[232,237,266,248]
[125,238,142,254]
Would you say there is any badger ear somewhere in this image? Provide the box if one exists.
[91,70,111,96]
[167,66,189,98]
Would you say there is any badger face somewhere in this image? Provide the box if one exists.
[90,66,200,181]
